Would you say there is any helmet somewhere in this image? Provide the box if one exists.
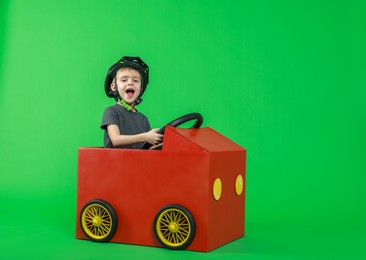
[104,56,149,104]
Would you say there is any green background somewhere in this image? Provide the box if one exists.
[1,0,365,259]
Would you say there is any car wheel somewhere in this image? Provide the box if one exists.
[80,199,118,242]
[153,204,196,250]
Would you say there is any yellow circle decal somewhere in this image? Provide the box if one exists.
[213,178,222,200]
[235,174,244,195]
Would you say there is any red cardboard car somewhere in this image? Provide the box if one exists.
[75,114,246,252]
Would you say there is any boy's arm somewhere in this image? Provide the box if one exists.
[107,124,163,147]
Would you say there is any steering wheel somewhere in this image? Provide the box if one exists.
[142,112,203,150]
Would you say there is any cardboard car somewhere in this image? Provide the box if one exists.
[75,114,246,252]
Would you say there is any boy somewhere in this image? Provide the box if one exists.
[101,56,163,149]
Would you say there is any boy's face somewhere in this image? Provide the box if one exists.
[111,67,142,105]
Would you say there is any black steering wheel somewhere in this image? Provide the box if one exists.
[142,112,203,150]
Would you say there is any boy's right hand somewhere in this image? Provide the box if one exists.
[145,128,164,145]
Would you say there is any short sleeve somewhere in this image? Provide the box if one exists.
[101,107,118,130]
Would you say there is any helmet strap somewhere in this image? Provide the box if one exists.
[119,99,135,111]
[112,77,122,101]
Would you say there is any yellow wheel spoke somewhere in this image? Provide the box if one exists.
[162,229,170,236]
[180,218,188,225]
[180,228,189,236]
[100,225,110,234]
[161,219,170,226]
[90,226,96,234]
[176,215,184,223]
[169,212,175,221]
[168,232,173,242]
[164,213,172,222]
[180,221,189,226]
[176,232,184,242]
[175,212,181,221]
[99,227,104,236]
[103,223,111,229]
[86,211,94,218]
[98,227,105,236]
[102,218,111,223]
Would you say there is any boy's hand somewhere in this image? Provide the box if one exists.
[145,128,163,145]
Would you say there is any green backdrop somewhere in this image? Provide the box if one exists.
[1,0,365,259]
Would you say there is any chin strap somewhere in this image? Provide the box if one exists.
[119,99,134,111]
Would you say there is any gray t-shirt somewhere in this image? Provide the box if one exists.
[101,104,151,149]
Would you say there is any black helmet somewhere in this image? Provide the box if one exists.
[104,56,149,104]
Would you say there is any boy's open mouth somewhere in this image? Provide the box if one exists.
[126,88,135,98]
